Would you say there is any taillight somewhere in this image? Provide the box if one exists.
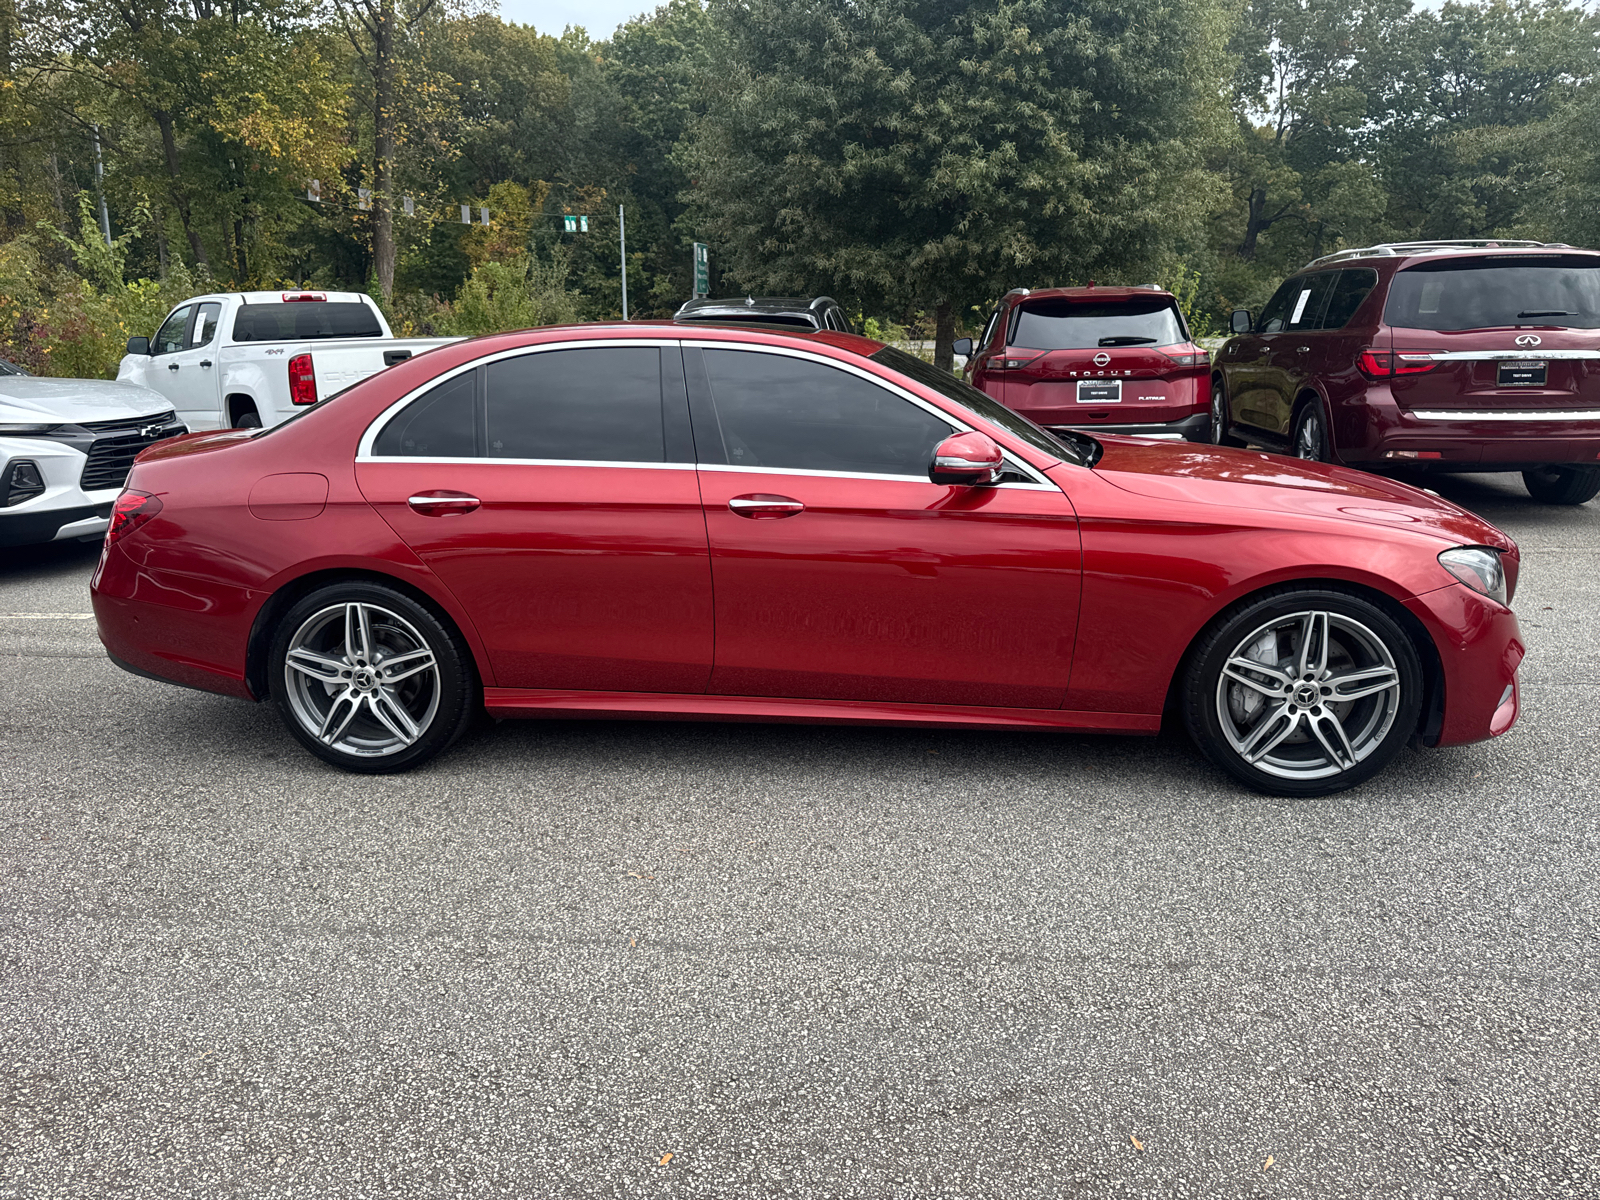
[281,292,327,302]
[1358,349,1438,379]
[1162,350,1209,367]
[997,354,1041,370]
[105,490,163,546]
[288,353,317,405]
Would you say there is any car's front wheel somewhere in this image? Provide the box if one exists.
[268,581,478,773]
[1183,588,1424,797]
[1522,464,1600,505]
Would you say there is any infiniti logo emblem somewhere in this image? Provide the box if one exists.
[1515,334,1542,347]
[1093,352,1111,366]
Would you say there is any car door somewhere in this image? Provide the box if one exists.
[686,343,1081,708]
[145,304,202,424]
[355,341,714,693]
[1266,271,1339,434]
[1228,280,1297,432]
[160,301,224,429]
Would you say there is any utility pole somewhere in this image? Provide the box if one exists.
[618,204,629,321]
[92,124,111,247]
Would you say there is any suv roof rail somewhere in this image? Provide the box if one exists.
[1303,239,1567,269]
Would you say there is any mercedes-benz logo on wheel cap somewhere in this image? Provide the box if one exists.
[1515,334,1543,347]
[1093,352,1111,366]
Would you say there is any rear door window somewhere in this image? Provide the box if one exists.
[698,348,951,476]
[1383,256,1600,330]
[486,347,664,462]
[233,302,384,342]
[1285,273,1338,332]
[1010,298,1185,349]
[1322,269,1379,329]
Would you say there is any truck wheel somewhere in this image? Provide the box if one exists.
[234,408,262,430]
[1522,465,1600,505]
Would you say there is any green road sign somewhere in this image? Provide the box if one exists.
[564,215,577,233]
[693,243,709,297]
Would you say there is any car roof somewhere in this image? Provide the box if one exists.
[1004,286,1175,304]
[1300,240,1597,272]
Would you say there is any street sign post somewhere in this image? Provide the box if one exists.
[693,243,709,298]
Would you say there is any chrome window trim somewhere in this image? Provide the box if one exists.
[695,462,1056,490]
[1407,409,1600,422]
[357,335,1061,491]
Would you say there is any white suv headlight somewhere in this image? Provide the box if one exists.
[1439,546,1507,605]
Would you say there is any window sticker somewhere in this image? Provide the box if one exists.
[1290,289,1312,326]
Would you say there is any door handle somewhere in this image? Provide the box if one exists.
[167,362,180,371]
[407,491,480,516]
[199,359,213,368]
[729,493,804,518]
[1297,346,1311,353]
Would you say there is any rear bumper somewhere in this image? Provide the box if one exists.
[1042,414,1209,442]
[1340,390,1600,466]
[1404,584,1524,748]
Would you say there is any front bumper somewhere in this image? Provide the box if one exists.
[1042,413,1210,442]
[0,499,116,547]
[1404,583,1524,747]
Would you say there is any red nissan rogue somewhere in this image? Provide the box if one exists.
[93,323,1523,796]
[1211,240,1600,504]
[962,286,1210,441]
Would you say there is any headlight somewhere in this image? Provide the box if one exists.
[1439,546,1507,605]
[0,423,59,435]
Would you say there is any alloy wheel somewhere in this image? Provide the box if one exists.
[281,601,441,757]
[1294,407,1326,461]
[1215,609,1402,783]
[1210,387,1227,444]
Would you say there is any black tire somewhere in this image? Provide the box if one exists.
[1209,381,1246,447]
[267,580,479,774]
[1522,464,1600,506]
[1182,587,1424,797]
[235,408,262,429]
[1291,400,1330,462]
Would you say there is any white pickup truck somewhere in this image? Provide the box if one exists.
[117,290,459,431]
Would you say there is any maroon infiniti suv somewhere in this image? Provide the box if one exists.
[962,286,1210,441]
[1211,240,1600,504]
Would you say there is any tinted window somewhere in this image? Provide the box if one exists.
[1383,256,1600,331]
[190,302,221,348]
[373,370,478,457]
[153,305,192,355]
[0,357,26,376]
[1322,269,1379,329]
[871,346,1090,467]
[1011,298,1185,350]
[233,302,384,342]
[486,347,663,462]
[1255,280,1299,333]
[1284,272,1337,331]
[702,349,951,476]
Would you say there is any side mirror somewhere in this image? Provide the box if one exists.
[952,337,973,358]
[930,431,1003,486]
[1229,309,1252,335]
[126,336,151,356]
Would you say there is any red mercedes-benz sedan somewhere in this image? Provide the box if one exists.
[91,323,1525,796]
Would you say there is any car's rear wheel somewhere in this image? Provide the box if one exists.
[1210,382,1246,447]
[268,581,478,773]
[1292,401,1329,462]
[1522,464,1600,505]
[1183,588,1424,797]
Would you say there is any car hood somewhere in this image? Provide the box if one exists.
[0,377,172,424]
[1087,436,1515,552]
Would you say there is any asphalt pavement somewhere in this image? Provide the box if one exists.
[2,471,1597,1199]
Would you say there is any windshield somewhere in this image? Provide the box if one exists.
[1011,298,1185,350]
[870,346,1094,467]
[233,302,384,342]
[1384,256,1600,331]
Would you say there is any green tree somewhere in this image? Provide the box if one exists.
[683,0,1233,368]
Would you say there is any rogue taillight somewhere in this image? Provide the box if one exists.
[288,353,318,405]
[1162,350,1209,367]
[1359,349,1438,378]
[105,490,163,546]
